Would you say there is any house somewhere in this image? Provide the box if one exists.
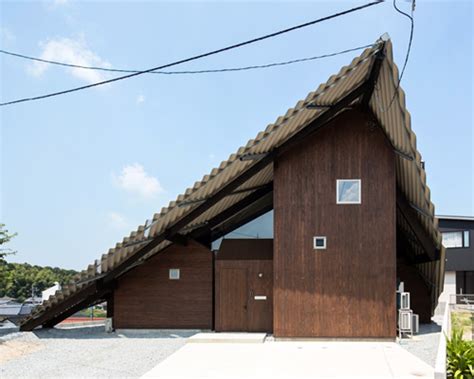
[438,215,474,303]
[19,36,444,339]
[0,300,35,324]
[42,282,61,303]
[23,296,43,305]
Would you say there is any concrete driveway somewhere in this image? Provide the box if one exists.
[142,338,434,379]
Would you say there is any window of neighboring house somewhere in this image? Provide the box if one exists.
[442,231,470,249]
[336,179,361,204]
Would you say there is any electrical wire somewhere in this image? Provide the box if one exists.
[379,0,414,111]
[0,44,375,76]
[0,1,383,107]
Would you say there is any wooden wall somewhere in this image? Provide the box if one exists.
[113,241,213,329]
[273,109,397,338]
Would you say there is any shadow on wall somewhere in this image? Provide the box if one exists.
[33,326,201,340]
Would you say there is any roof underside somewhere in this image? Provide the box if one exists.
[21,38,445,330]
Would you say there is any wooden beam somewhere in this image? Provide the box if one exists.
[210,194,273,241]
[42,289,110,329]
[20,284,98,331]
[397,232,433,265]
[166,233,188,246]
[397,188,440,261]
[177,183,271,208]
[190,183,273,240]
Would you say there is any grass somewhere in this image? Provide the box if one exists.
[75,308,107,318]
[452,311,474,339]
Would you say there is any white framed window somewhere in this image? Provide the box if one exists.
[313,236,327,250]
[336,179,361,204]
[442,231,470,249]
[464,231,470,248]
[169,268,180,280]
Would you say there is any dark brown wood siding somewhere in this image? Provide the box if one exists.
[273,110,396,338]
[114,241,213,329]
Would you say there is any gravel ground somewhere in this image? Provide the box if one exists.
[0,325,198,378]
[399,320,442,367]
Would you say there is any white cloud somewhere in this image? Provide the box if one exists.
[44,0,70,9]
[0,27,16,46]
[27,36,111,84]
[136,94,146,104]
[113,163,164,199]
[108,212,128,230]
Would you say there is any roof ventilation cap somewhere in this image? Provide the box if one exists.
[380,33,390,42]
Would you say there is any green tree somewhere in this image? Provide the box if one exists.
[0,223,17,260]
[0,223,78,302]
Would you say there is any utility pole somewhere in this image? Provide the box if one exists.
[31,284,35,303]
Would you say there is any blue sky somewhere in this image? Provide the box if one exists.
[1,0,472,270]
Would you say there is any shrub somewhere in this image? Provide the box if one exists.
[447,327,474,379]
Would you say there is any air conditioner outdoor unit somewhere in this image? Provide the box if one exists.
[412,314,419,334]
[400,292,410,310]
[398,309,413,338]
[399,310,412,330]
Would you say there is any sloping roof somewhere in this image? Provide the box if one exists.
[21,37,445,330]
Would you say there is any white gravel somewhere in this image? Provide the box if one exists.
[399,320,442,367]
[0,325,198,378]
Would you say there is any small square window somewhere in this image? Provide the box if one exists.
[337,179,361,204]
[313,236,327,250]
[169,269,180,280]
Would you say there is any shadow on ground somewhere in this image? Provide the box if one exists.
[32,325,200,340]
[417,322,441,335]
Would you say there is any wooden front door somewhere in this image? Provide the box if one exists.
[246,261,273,332]
[218,268,248,331]
[215,260,273,332]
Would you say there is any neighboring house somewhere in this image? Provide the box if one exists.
[0,300,34,324]
[20,37,445,339]
[438,215,474,302]
[42,282,61,303]
[0,296,15,306]
[24,296,43,305]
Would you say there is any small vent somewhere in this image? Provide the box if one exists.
[313,236,327,250]
[169,269,180,280]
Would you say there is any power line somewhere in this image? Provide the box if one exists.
[380,0,414,111]
[0,44,375,76]
[392,0,414,84]
[0,1,383,107]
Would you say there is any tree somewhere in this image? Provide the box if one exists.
[0,223,17,260]
[0,223,78,302]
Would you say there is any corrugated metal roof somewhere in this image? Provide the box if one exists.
[21,37,445,328]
